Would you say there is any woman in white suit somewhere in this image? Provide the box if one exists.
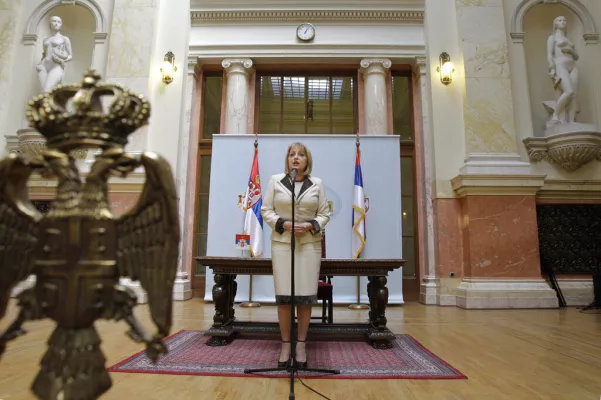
[261,142,331,369]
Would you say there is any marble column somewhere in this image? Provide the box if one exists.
[0,0,22,154]
[448,1,554,309]
[147,0,193,302]
[105,0,159,151]
[412,57,443,305]
[360,59,391,135]
[453,0,527,171]
[222,59,253,134]
[103,0,159,303]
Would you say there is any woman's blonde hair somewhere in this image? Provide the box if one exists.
[284,142,313,176]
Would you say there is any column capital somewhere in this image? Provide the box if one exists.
[412,56,427,76]
[360,58,392,75]
[222,58,253,75]
[191,60,203,79]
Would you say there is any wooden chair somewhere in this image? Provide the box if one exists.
[313,231,333,323]
[315,275,333,323]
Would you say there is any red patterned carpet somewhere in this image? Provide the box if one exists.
[109,330,466,380]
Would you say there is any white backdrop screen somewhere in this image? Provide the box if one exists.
[203,134,404,304]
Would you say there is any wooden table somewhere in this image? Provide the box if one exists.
[196,256,404,349]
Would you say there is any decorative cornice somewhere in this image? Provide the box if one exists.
[190,44,425,64]
[22,34,38,45]
[537,179,601,201]
[191,10,424,24]
[94,32,108,44]
[451,174,547,196]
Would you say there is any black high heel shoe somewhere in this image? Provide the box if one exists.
[296,340,307,370]
[278,341,290,368]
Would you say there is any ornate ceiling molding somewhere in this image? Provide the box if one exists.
[191,10,424,24]
[189,43,425,66]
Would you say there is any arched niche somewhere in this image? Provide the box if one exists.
[11,0,111,170]
[23,0,107,45]
[511,0,598,44]
[20,0,111,99]
[35,7,96,88]
[522,3,595,136]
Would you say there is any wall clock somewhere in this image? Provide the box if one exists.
[296,23,315,41]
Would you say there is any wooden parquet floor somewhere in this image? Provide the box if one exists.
[1,299,601,400]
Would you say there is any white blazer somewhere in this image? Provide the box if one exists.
[261,173,331,244]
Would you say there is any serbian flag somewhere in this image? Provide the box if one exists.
[352,146,366,259]
[242,147,264,257]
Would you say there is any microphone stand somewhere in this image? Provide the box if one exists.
[245,168,339,399]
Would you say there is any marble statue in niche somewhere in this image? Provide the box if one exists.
[544,16,580,130]
[523,15,601,172]
[36,16,73,93]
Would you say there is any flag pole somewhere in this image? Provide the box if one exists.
[240,275,261,308]
[349,134,369,311]
[240,134,262,308]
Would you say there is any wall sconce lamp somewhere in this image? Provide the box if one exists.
[160,51,178,84]
[436,52,454,85]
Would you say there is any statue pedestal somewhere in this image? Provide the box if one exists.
[544,121,599,136]
[17,128,47,160]
[523,125,601,172]
[16,128,88,161]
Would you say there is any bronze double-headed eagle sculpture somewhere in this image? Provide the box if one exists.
[0,71,180,399]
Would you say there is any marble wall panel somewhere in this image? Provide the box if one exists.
[456,4,509,78]
[433,198,464,278]
[109,192,141,216]
[106,5,156,79]
[464,78,518,153]
[0,1,20,125]
[455,0,518,154]
[105,0,158,151]
[461,195,541,278]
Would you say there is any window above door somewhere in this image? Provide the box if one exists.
[257,73,357,135]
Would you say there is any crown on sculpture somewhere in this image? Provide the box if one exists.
[25,70,150,151]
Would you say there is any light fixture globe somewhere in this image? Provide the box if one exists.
[160,51,178,84]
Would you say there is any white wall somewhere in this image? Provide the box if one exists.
[188,10,425,65]
[189,23,424,60]
[146,0,191,176]
[423,0,466,198]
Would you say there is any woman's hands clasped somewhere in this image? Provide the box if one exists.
[283,221,313,236]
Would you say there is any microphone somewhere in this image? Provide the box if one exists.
[290,168,298,181]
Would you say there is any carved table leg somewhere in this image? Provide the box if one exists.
[367,276,375,324]
[206,273,235,346]
[366,275,394,349]
[230,274,238,321]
